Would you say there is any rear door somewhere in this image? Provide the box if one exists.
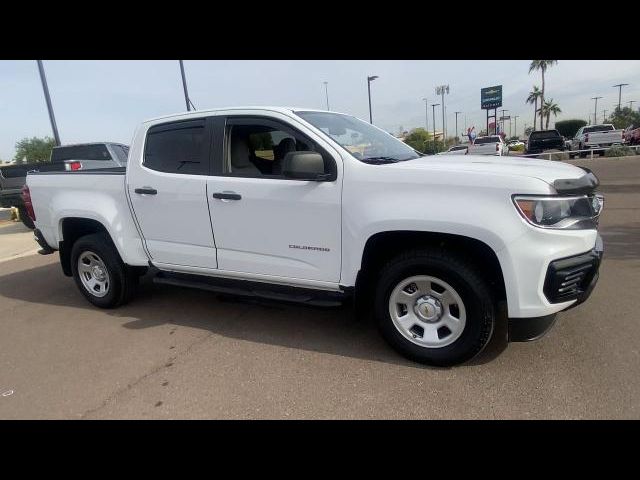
[204,112,343,283]
[127,117,218,269]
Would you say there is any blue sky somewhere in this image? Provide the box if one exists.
[1,60,640,160]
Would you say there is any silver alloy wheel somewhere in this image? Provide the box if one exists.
[388,275,466,348]
[77,251,110,298]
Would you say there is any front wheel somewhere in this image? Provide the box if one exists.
[374,249,495,366]
[71,233,137,308]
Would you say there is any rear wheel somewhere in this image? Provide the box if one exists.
[374,249,495,366]
[71,233,136,308]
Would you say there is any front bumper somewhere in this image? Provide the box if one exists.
[508,234,603,342]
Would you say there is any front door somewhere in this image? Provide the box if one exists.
[205,114,342,283]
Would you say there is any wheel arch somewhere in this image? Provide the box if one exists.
[355,230,507,306]
[58,217,121,276]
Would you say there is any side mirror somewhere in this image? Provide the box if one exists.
[283,151,330,181]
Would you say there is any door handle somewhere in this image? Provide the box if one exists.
[135,187,157,195]
[212,192,241,200]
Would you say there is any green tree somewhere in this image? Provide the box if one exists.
[529,61,557,130]
[542,99,561,129]
[526,85,542,132]
[608,107,640,130]
[13,136,56,164]
[555,119,587,138]
[524,126,535,137]
[403,127,433,152]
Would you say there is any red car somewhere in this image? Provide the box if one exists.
[623,125,640,145]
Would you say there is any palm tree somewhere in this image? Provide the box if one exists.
[529,60,558,130]
[526,86,542,132]
[542,99,562,129]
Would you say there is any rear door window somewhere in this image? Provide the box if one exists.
[144,119,209,175]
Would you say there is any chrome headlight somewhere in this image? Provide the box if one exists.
[513,194,603,229]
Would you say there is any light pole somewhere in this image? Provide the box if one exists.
[179,60,193,111]
[629,100,636,110]
[603,109,607,123]
[435,85,449,140]
[323,81,330,110]
[613,83,629,111]
[431,103,440,150]
[591,96,602,124]
[367,75,378,124]
[454,111,461,141]
[513,115,519,138]
[36,60,61,146]
[422,98,429,132]
[500,109,509,135]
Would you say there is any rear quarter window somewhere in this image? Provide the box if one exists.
[144,119,208,175]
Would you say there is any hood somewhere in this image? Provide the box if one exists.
[386,155,586,186]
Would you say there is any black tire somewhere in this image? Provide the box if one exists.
[18,207,35,230]
[374,249,495,367]
[70,233,136,308]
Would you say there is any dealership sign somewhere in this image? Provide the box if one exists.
[481,85,502,109]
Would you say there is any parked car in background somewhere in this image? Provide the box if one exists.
[437,145,468,155]
[0,142,129,229]
[507,140,525,153]
[570,124,624,158]
[526,129,566,155]
[24,107,604,366]
[467,135,507,156]
[623,124,640,146]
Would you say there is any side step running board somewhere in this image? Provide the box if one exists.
[153,271,348,307]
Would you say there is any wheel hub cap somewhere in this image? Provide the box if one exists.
[414,296,442,322]
[92,265,106,281]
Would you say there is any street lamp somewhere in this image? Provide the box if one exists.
[629,100,636,111]
[602,110,607,122]
[422,98,429,132]
[454,111,462,141]
[431,103,440,150]
[513,115,519,138]
[36,60,61,146]
[500,109,509,135]
[435,85,449,140]
[613,83,629,111]
[367,75,378,124]
[323,81,330,110]
[591,96,602,125]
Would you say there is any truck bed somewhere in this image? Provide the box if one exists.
[27,167,147,267]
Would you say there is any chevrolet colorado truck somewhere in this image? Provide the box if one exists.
[24,107,604,366]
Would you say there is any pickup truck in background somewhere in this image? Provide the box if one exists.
[467,135,507,156]
[526,129,566,155]
[0,142,128,229]
[570,124,624,158]
[24,107,604,366]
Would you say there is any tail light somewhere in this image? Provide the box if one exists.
[21,185,36,221]
[584,134,589,143]
[66,161,82,171]
[496,143,500,152]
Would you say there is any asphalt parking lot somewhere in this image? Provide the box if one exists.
[0,156,639,419]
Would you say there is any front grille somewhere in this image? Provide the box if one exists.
[544,251,600,303]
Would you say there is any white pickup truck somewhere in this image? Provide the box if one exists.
[467,135,508,156]
[24,107,604,366]
[570,124,625,157]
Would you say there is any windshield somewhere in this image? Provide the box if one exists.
[584,125,614,133]
[295,111,421,163]
[474,136,500,145]
[529,130,561,139]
